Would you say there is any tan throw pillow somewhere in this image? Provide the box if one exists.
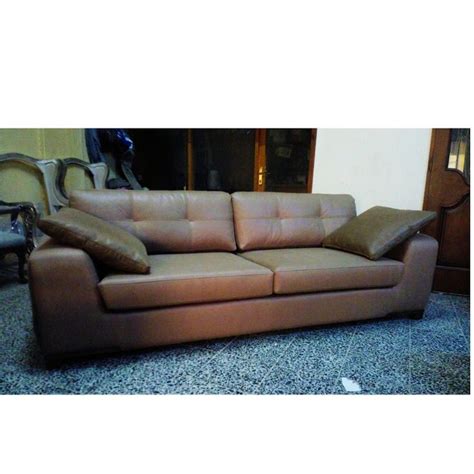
[38,207,150,274]
[322,206,436,260]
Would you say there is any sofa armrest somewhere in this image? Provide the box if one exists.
[28,238,114,357]
[385,233,439,312]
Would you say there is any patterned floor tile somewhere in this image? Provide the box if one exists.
[333,319,411,395]
[180,333,294,394]
[409,325,470,395]
[257,325,355,394]
[450,297,471,346]
[89,343,231,394]
[410,354,470,394]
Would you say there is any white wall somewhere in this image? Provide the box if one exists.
[312,129,432,213]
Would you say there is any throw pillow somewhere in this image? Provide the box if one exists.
[38,207,150,274]
[322,206,436,260]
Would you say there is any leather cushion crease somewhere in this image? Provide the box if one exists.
[37,207,150,274]
[322,206,437,260]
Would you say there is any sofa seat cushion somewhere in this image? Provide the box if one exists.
[239,248,404,295]
[98,252,274,310]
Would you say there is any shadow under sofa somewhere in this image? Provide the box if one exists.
[28,190,438,362]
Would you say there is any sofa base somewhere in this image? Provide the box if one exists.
[45,312,428,366]
[37,284,425,362]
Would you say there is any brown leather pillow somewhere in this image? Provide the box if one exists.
[323,206,436,260]
[38,207,150,274]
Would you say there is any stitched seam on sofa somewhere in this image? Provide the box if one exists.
[99,272,272,285]
[132,218,232,222]
[43,220,145,269]
[237,215,351,220]
[273,263,403,273]
[273,282,398,295]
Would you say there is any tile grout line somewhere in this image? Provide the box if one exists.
[331,326,357,394]
[293,337,325,386]
[168,336,239,392]
[449,299,469,349]
[254,335,298,392]
[184,336,238,382]
[289,332,352,394]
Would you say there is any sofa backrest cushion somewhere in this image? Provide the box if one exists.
[232,192,356,251]
[69,190,237,253]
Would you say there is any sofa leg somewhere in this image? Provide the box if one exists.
[407,310,424,320]
[43,354,63,369]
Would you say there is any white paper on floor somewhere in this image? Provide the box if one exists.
[341,377,362,392]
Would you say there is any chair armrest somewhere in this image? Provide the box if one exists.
[385,233,439,311]
[0,200,39,254]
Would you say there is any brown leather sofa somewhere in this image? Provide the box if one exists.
[28,190,438,361]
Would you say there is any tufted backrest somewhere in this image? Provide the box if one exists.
[232,192,356,251]
[69,190,237,253]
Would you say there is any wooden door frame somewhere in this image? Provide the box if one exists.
[306,129,317,193]
[253,128,317,192]
[423,128,470,294]
[423,128,470,233]
[253,129,267,191]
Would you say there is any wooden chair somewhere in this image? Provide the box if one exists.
[0,200,38,283]
[0,153,109,214]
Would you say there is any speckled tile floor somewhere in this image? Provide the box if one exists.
[0,261,470,395]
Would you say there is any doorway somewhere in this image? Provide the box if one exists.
[254,129,317,192]
[423,128,470,295]
[127,129,187,190]
[190,129,256,192]
[129,129,316,193]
